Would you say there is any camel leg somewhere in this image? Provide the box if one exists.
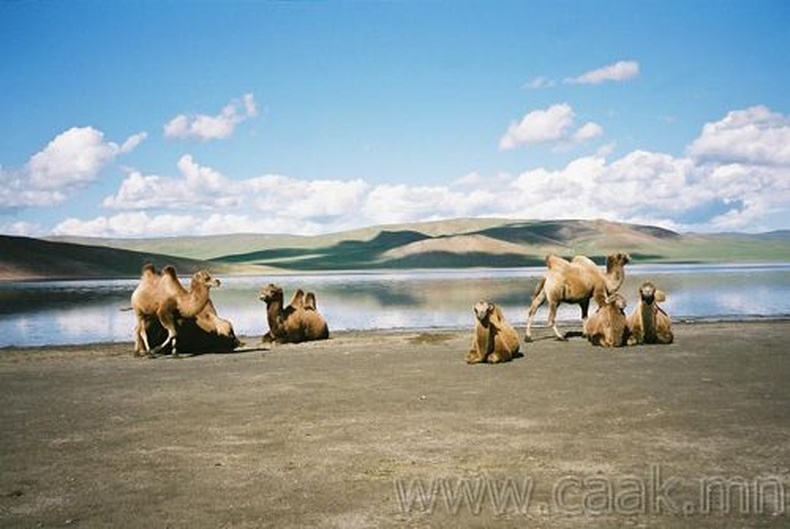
[547,302,566,341]
[133,316,152,357]
[150,330,177,357]
[133,320,144,356]
[579,299,590,338]
[525,290,546,342]
[151,312,179,358]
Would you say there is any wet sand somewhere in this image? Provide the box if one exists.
[1,320,789,528]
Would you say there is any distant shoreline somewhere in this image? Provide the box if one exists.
[2,259,790,283]
[3,318,790,353]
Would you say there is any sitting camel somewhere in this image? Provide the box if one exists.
[466,301,520,364]
[584,293,629,347]
[627,281,674,345]
[143,298,241,355]
[259,284,329,344]
[131,264,221,357]
[526,252,630,341]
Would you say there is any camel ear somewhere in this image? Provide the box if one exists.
[655,290,667,302]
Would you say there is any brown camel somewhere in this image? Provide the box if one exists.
[525,252,630,341]
[466,301,520,364]
[259,284,329,344]
[627,281,674,345]
[144,298,241,355]
[584,293,629,347]
[131,264,220,357]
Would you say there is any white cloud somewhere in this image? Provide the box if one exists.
[27,127,143,189]
[524,60,640,90]
[499,103,603,151]
[0,127,145,210]
[566,60,640,85]
[687,106,790,166]
[523,76,556,89]
[105,155,369,220]
[45,106,789,237]
[163,93,258,140]
[572,122,604,143]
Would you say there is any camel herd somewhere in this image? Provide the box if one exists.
[129,252,672,360]
[471,252,673,364]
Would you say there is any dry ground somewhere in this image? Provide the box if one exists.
[1,321,789,528]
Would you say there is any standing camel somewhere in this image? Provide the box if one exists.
[525,252,630,341]
[131,265,221,357]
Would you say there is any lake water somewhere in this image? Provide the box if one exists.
[1,263,789,348]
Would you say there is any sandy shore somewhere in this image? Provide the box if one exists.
[1,321,789,528]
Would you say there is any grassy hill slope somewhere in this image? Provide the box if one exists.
[14,218,790,279]
[0,235,246,281]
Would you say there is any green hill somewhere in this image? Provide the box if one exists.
[34,218,790,278]
[0,235,247,281]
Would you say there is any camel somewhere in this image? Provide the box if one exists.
[143,298,241,355]
[584,293,629,347]
[525,252,630,341]
[466,301,520,364]
[259,284,329,344]
[131,264,221,357]
[627,281,674,345]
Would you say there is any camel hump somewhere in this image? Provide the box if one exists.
[545,254,570,270]
[141,263,157,276]
[304,292,317,311]
[571,255,598,268]
[654,289,667,303]
[162,265,178,279]
[289,288,305,308]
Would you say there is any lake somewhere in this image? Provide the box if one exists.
[1,263,789,348]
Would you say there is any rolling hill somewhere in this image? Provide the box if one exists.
[4,218,788,280]
[0,235,250,281]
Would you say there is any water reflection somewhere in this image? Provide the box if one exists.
[0,264,788,347]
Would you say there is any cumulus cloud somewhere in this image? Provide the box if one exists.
[104,154,369,219]
[0,127,145,210]
[687,106,790,166]
[46,106,789,237]
[499,103,603,151]
[566,60,640,85]
[163,93,258,140]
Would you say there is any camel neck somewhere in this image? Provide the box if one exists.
[641,302,656,342]
[177,282,210,317]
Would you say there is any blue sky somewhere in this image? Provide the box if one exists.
[1,0,788,237]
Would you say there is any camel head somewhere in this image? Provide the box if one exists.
[639,281,667,304]
[603,292,627,312]
[259,283,284,304]
[638,281,658,305]
[473,301,495,323]
[191,270,221,290]
[605,252,631,272]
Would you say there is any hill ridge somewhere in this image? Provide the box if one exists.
[3,218,787,280]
